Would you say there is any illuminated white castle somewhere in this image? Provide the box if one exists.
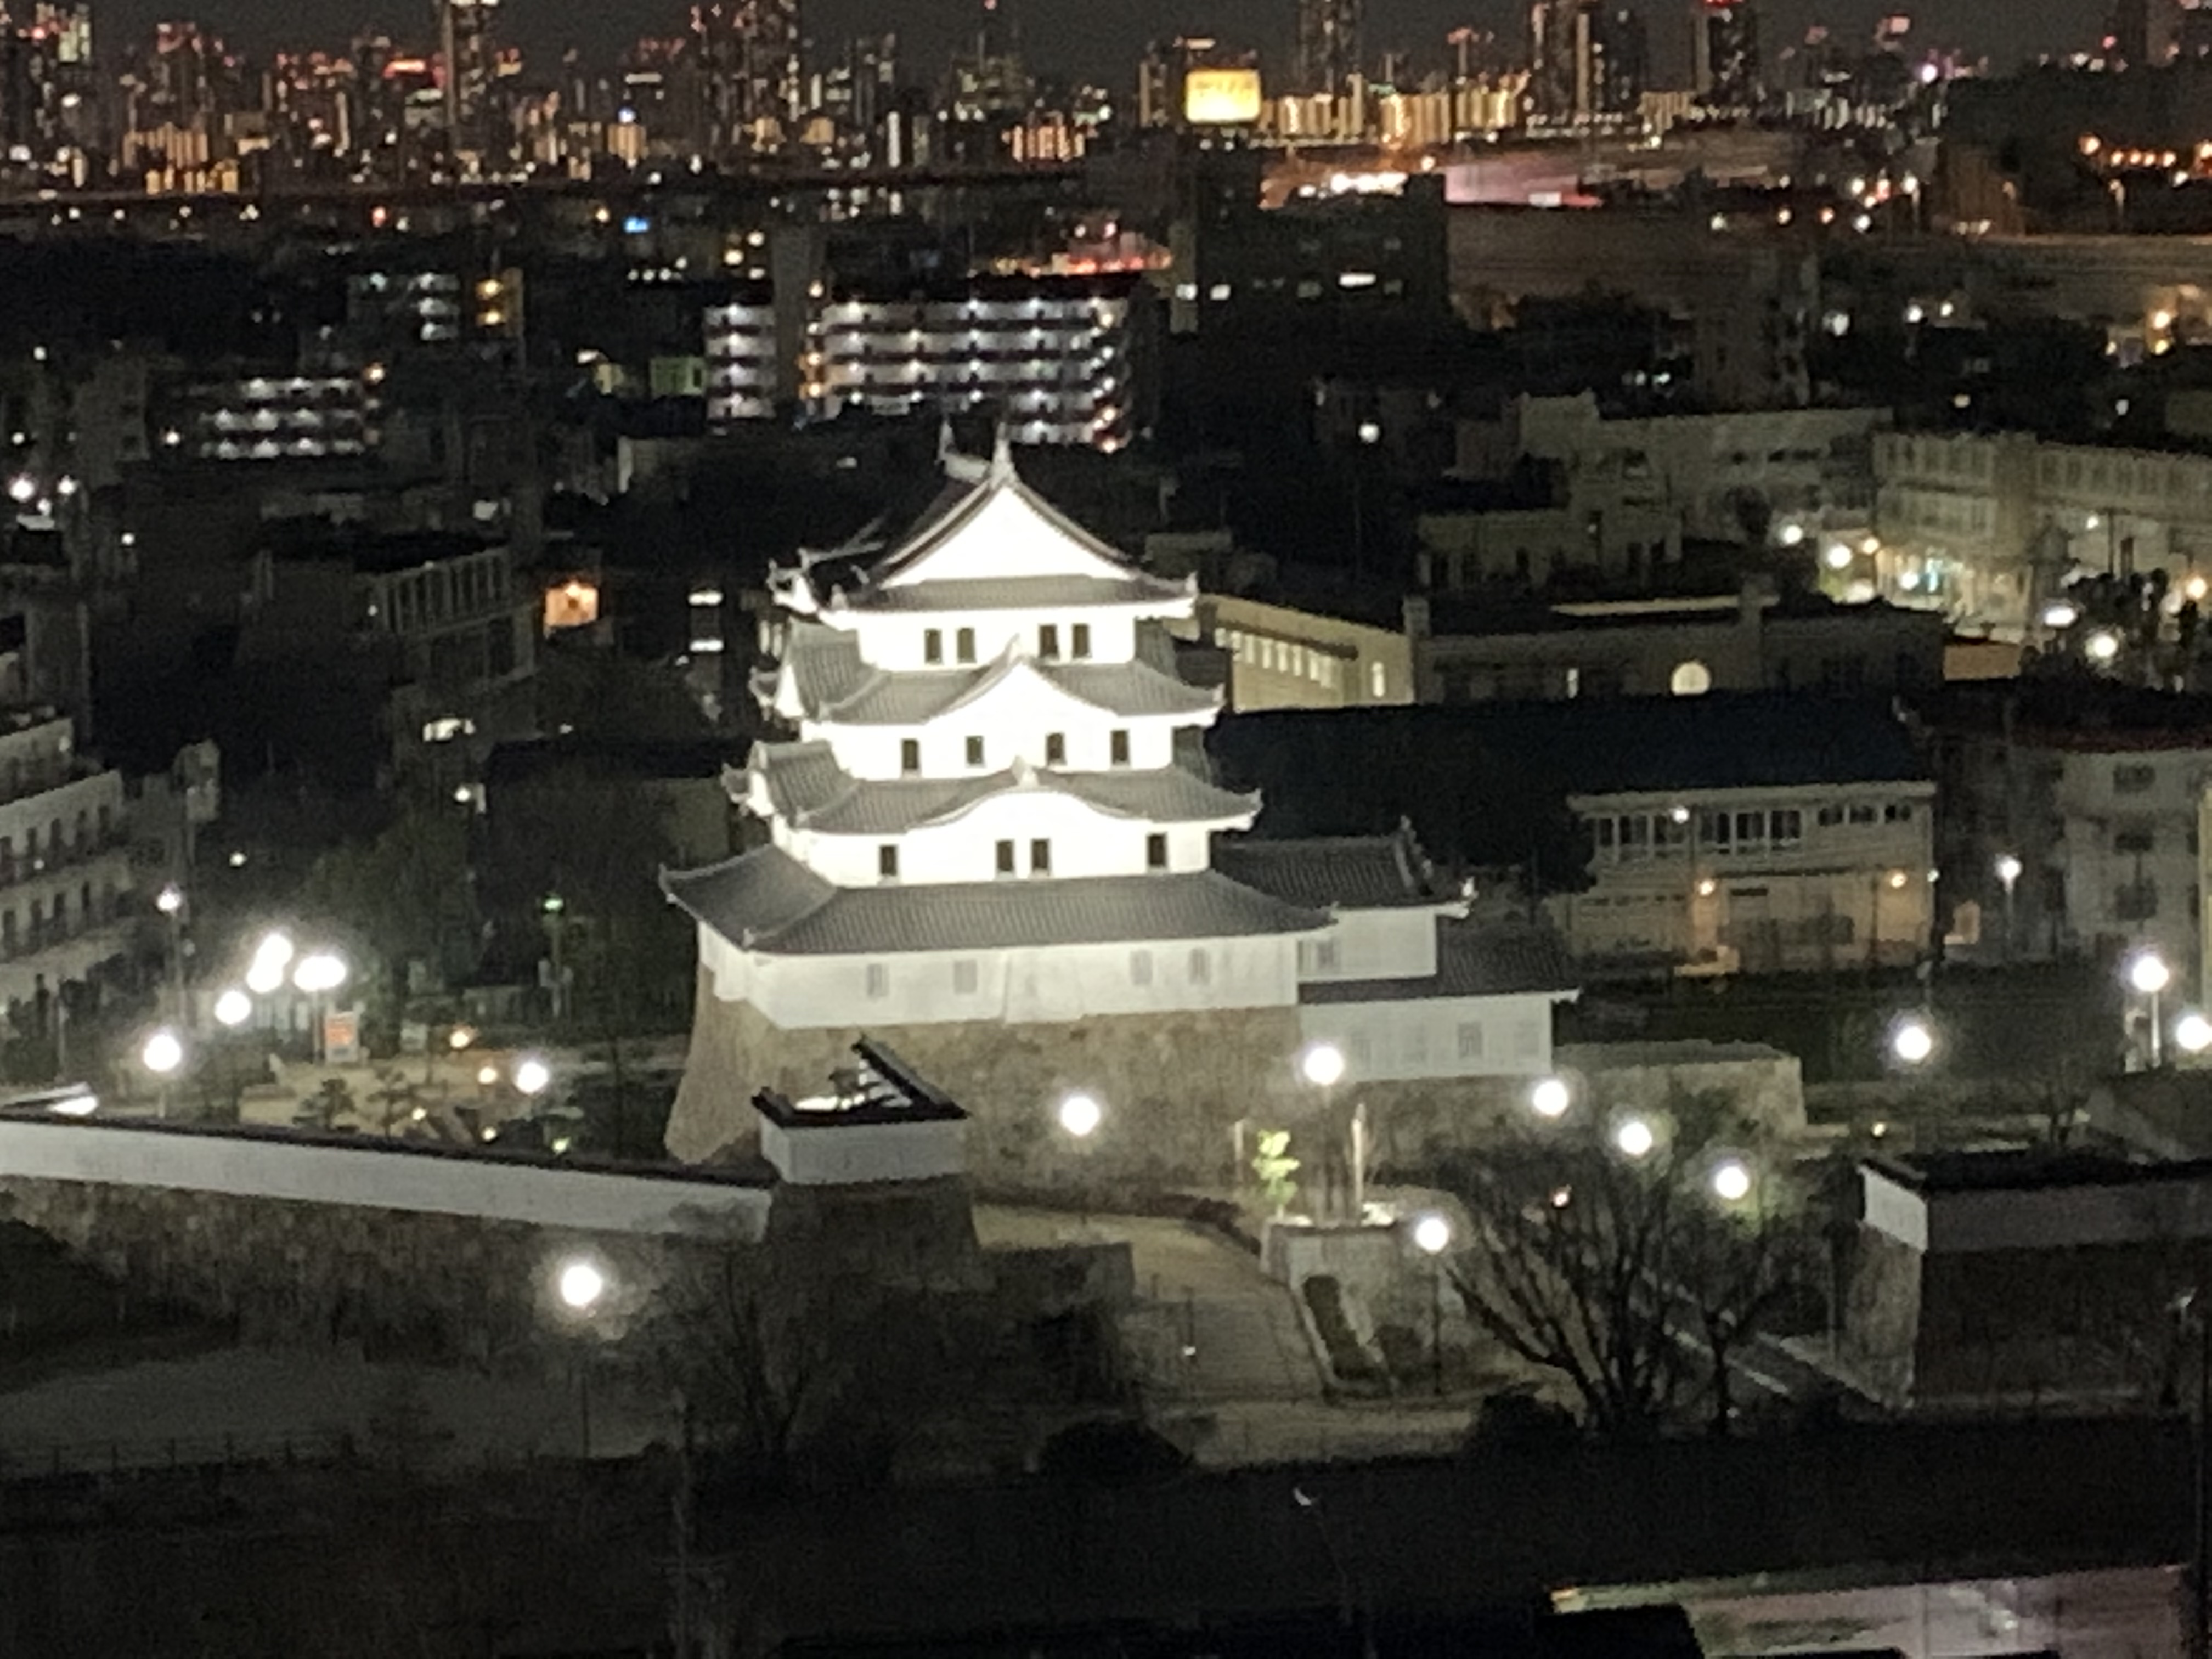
[663,437,1576,1182]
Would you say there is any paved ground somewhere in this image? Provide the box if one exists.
[1574,1565,2183,1659]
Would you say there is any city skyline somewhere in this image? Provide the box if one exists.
[86,0,2081,76]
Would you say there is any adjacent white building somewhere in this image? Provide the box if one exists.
[1873,429,2212,635]
[662,440,1577,1173]
[0,709,130,1013]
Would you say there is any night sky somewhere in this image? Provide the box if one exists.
[108,0,2084,78]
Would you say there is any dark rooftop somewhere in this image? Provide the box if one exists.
[1300,916,1579,1003]
[1869,1148,2196,1194]
[484,736,742,790]
[263,526,506,575]
[1212,829,1447,910]
[1209,694,1927,877]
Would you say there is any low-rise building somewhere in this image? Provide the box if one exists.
[1873,428,2212,636]
[0,707,130,1015]
[1553,699,1937,977]
[1847,1150,2212,1411]
[1928,683,2212,991]
[1409,585,1948,703]
[1186,591,1414,711]
[1210,693,1937,979]
[241,529,538,796]
[1455,392,1886,552]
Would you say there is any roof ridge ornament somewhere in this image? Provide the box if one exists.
[1011,754,1039,787]
[989,424,1017,483]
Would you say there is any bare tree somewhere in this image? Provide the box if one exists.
[1442,1090,1818,1439]
[645,1243,897,1493]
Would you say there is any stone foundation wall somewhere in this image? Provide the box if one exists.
[0,1175,672,1363]
[668,974,1312,1189]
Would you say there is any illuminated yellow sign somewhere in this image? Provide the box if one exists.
[1184,67,1262,126]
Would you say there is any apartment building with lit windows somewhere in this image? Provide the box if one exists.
[705,274,1148,448]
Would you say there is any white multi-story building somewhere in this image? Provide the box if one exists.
[1873,430,2212,635]
[0,709,130,1013]
[1936,685,2212,992]
[662,441,1576,1180]
[705,278,1142,448]
[1541,697,1938,977]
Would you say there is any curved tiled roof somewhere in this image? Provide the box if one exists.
[747,741,1258,836]
[1212,830,1447,910]
[778,635,1220,727]
[663,845,1328,955]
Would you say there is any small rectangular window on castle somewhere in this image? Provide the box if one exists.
[1071,623,1092,658]
[953,960,979,995]
[923,629,943,665]
[878,845,900,879]
[865,963,890,999]
[1147,833,1169,871]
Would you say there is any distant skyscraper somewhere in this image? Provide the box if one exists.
[1530,0,1644,125]
[1527,0,1576,122]
[1691,0,1760,110]
[437,0,501,173]
[1296,0,1363,95]
[693,0,801,153]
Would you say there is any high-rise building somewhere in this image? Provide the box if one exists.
[693,0,802,153]
[1296,0,1362,95]
[1529,0,1645,125]
[1691,0,1760,110]
[438,0,503,174]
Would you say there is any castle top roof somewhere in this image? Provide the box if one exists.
[774,438,1193,620]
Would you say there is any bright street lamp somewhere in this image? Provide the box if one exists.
[1891,1016,1936,1066]
[292,952,347,995]
[1057,1091,1102,1139]
[1299,1042,1346,1090]
[1994,853,2023,889]
[2131,952,2173,996]
[1613,1117,1657,1160]
[447,1025,476,1051]
[155,883,184,916]
[213,988,252,1028]
[1529,1076,1571,1119]
[2180,1012,2212,1056]
[557,1258,607,1313]
[514,1057,552,1097]
[141,1028,183,1075]
[1711,1160,1754,1203]
[1412,1212,1453,1396]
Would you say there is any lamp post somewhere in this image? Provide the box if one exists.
[1299,1042,1359,1221]
[1412,1211,1453,1397]
[292,951,348,1065]
[2130,950,2173,1070]
[556,1256,608,1458]
[155,883,185,1020]
[141,1026,183,1118]
[1994,853,2022,958]
[213,988,252,1109]
[1057,1091,1102,1226]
